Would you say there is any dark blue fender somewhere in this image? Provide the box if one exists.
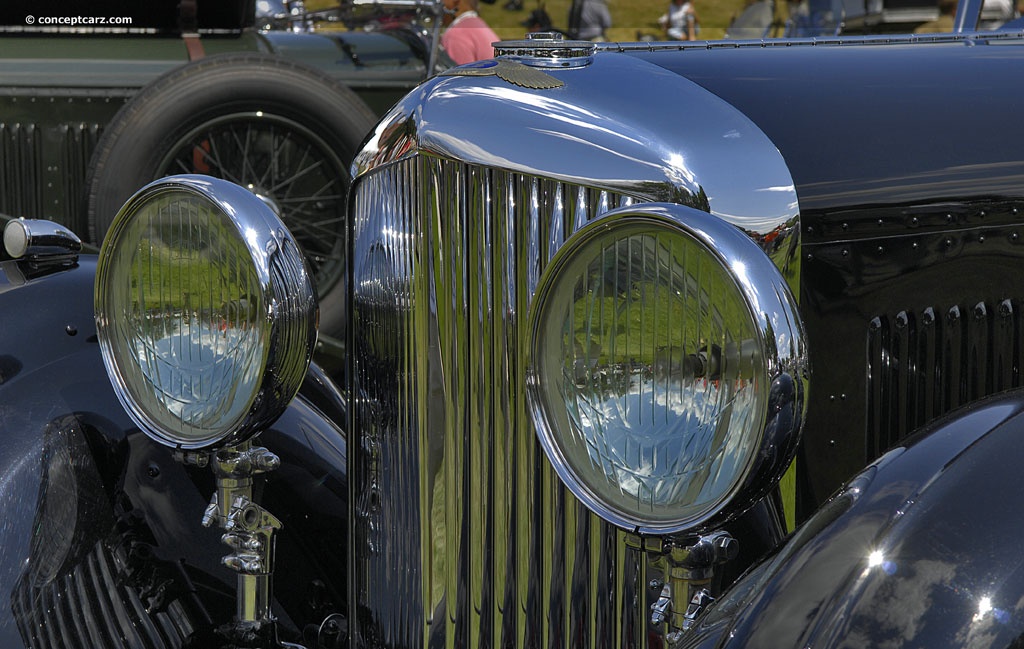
[0,256,348,648]
[680,391,1024,649]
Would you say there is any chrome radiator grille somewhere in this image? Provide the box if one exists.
[11,540,198,649]
[350,155,658,649]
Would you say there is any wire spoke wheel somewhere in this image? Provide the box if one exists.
[159,113,349,296]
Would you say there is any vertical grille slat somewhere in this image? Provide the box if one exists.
[352,157,651,649]
[993,300,1015,392]
[893,311,911,442]
[63,572,93,648]
[942,305,964,412]
[919,307,938,426]
[969,302,991,400]
[49,585,75,649]
[11,541,197,649]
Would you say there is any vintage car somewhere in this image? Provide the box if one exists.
[4,0,1024,648]
[0,0,450,334]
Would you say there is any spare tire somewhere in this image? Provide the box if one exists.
[86,52,378,336]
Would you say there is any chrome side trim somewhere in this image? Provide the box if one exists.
[593,30,1024,51]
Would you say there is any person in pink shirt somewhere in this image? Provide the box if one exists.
[440,0,501,65]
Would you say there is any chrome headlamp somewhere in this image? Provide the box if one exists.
[527,203,806,535]
[94,175,318,450]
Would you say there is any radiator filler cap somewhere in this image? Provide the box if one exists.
[495,32,596,68]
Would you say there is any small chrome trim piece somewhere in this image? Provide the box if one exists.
[648,531,735,638]
[439,59,565,89]
[201,440,284,629]
[3,219,81,262]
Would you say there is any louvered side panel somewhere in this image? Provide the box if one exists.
[0,122,43,219]
[0,120,101,228]
[866,299,1024,459]
[60,122,102,227]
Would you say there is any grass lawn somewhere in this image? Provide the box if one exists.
[480,0,755,41]
[308,0,762,42]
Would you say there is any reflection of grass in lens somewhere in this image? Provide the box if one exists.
[566,234,750,372]
[129,236,253,314]
[117,193,257,317]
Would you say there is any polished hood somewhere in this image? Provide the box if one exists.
[354,46,799,241]
[625,34,1024,211]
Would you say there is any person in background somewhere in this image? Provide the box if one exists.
[659,0,699,40]
[441,0,501,64]
[568,0,612,41]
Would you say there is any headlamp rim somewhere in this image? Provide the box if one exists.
[94,174,317,451]
[525,202,806,536]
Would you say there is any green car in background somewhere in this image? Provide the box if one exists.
[0,0,447,335]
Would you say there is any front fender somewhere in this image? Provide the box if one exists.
[0,257,349,648]
[682,391,1024,649]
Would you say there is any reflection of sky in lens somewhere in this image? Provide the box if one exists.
[135,319,263,432]
[564,365,759,515]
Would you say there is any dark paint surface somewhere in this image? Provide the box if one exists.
[628,40,1024,211]
[679,391,1024,648]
